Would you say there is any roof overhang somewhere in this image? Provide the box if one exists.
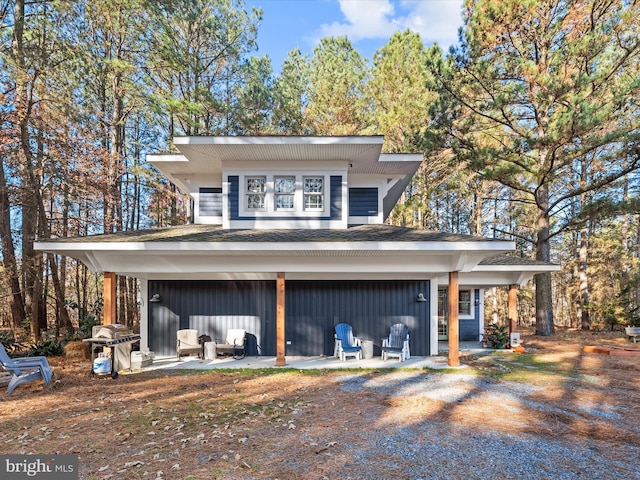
[36,239,515,280]
[146,136,423,204]
[434,263,560,288]
[36,225,561,285]
[148,136,382,192]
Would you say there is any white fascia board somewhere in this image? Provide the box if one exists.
[378,153,423,162]
[146,153,188,163]
[173,136,384,146]
[35,239,514,254]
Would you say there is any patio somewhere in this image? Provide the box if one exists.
[141,341,489,371]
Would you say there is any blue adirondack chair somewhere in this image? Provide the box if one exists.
[0,343,54,394]
[381,323,410,361]
[334,323,362,361]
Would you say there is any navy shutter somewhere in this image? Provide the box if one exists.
[349,187,378,216]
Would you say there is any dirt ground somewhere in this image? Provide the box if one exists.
[1,328,639,479]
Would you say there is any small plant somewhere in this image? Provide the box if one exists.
[0,330,27,354]
[27,336,65,357]
[79,313,100,338]
[482,323,509,349]
[0,330,15,348]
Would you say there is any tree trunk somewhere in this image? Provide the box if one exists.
[535,184,554,336]
[0,160,26,328]
[577,161,590,329]
[579,226,590,330]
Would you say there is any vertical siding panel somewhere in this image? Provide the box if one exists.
[284,280,430,357]
[148,280,276,356]
[149,279,431,357]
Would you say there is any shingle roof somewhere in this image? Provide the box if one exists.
[479,255,560,267]
[41,224,508,244]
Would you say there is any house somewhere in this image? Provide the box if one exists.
[36,135,559,366]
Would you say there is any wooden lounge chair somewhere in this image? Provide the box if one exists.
[381,323,410,361]
[334,323,362,361]
[0,343,54,394]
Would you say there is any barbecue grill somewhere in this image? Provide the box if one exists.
[83,324,141,379]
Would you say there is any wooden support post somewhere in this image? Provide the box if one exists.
[275,272,286,366]
[104,271,117,325]
[448,271,460,367]
[508,284,518,337]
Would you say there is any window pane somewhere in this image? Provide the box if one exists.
[246,177,265,193]
[304,177,323,193]
[247,194,265,209]
[275,177,295,193]
[304,194,323,210]
[275,194,294,209]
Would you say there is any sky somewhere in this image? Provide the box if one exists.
[251,0,465,71]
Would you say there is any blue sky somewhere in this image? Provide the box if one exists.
[251,0,464,71]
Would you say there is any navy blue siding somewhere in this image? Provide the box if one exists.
[199,187,222,216]
[348,187,378,216]
[459,289,481,341]
[329,176,341,218]
[286,280,430,356]
[148,279,431,356]
[228,175,342,220]
[148,280,276,356]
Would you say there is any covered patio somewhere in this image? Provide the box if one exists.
[136,341,491,371]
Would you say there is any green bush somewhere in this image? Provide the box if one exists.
[483,323,510,349]
[0,330,16,350]
[0,330,27,354]
[79,313,100,338]
[27,337,65,357]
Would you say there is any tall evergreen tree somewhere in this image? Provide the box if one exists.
[271,48,311,135]
[365,30,437,153]
[426,0,640,335]
[306,36,368,135]
[145,0,262,138]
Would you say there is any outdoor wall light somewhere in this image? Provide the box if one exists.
[416,293,427,302]
[149,293,162,303]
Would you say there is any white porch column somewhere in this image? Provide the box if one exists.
[430,278,439,356]
[478,288,485,342]
[139,279,149,352]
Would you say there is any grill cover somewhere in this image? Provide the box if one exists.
[92,324,133,339]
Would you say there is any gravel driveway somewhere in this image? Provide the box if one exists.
[330,371,640,480]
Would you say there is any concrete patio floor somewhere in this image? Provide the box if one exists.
[143,342,491,371]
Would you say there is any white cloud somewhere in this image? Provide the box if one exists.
[313,0,463,49]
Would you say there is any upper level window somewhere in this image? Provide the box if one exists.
[304,177,324,210]
[246,176,266,210]
[275,176,295,210]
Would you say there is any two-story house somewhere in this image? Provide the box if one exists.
[36,135,559,365]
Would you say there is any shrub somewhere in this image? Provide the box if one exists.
[27,337,65,357]
[483,323,509,349]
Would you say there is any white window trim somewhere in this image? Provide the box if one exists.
[303,176,325,212]
[459,289,474,319]
[239,173,329,217]
[245,176,267,212]
[274,175,297,212]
